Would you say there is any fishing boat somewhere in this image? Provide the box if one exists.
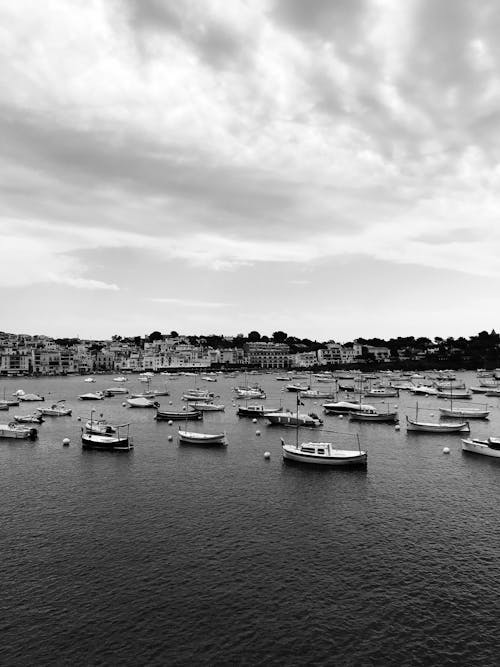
[81,423,132,451]
[126,396,160,408]
[461,437,500,458]
[439,400,489,419]
[266,410,322,427]
[281,437,367,466]
[237,404,283,417]
[0,422,38,440]
[286,383,310,392]
[84,415,116,435]
[349,408,399,423]
[405,404,470,433]
[234,387,266,399]
[182,390,214,401]
[18,392,44,402]
[178,429,226,445]
[299,389,337,399]
[39,402,72,417]
[0,403,8,411]
[436,389,472,400]
[155,408,203,421]
[79,391,105,400]
[364,387,399,398]
[13,413,44,424]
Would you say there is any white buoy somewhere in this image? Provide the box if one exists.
[394,405,398,409]
[430,413,434,417]
[443,447,450,454]
[122,402,126,407]
[62,437,70,447]
[264,451,271,459]
[256,430,261,436]
[167,435,173,441]
[252,418,257,424]
[169,400,173,405]
[395,424,400,431]
[338,414,343,419]
[168,420,173,426]
[77,417,81,422]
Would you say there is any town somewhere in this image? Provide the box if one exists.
[1,329,499,376]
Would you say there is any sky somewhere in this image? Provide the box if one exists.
[2,0,500,342]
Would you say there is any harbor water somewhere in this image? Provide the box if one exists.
[1,372,499,666]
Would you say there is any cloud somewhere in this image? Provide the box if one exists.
[148,297,232,308]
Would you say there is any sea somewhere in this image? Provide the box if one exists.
[1,371,499,666]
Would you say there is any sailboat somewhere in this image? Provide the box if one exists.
[438,386,489,419]
[406,403,470,433]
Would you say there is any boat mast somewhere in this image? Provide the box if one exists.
[295,391,300,449]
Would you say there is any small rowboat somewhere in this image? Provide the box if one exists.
[178,430,226,446]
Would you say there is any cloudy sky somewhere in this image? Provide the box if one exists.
[2,0,500,341]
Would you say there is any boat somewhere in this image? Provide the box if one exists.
[155,408,203,421]
[18,392,44,402]
[79,391,105,400]
[266,410,322,427]
[234,387,266,399]
[406,416,469,433]
[485,388,500,397]
[281,437,367,466]
[461,437,500,458]
[39,402,72,417]
[178,429,226,445]
[299,389,337,399]
[322,401,376,415]
[84,414,116,435]
[286,383,310,392]
[81,423,132,451]
[201,375,217,382]
[84,377,96,383]
[182,390,214,401]
[0,403,8,411]
[190,402,225,412]
[439,395,489,419]
[349,408,398,423]
[436,389,471,400]
[126,397,160,408]
[236,404,283,417]
[410,385,438,396]
[104,387,129,396]
[13,413,44,424]
[113,376,127,382]
[470,386,488,394]
[0,422,38,439]
[364,387,399,398]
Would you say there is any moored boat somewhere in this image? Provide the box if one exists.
[79,391,105,400]
[39,403,72,417]
[126,396,160,408]
[349,409,398,423]
[178,429,226,445]
[13,413,44,424]
[237,404,283,417]
[0,422,38,439]
[322,401,376,415]
[190,402,225,412]
[406,416,470,433]
[281,436,367,466]
[155,409,203,421]
[266,410,322,427]
[81,423,132,451]
[461,437,500,458]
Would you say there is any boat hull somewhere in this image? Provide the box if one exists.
[0,425,38,439]
[439,408,489,419]
[461,439,500,458]
[178,430,225,445]
[81,434,132,451]
[155,410,203,421]
[282,445,367,466]
[349,411,398,423]
[266,413,322,427]
[406,417,469,433]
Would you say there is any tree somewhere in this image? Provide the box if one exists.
[248,331,261,342]
[148,331,162,342]
[170,330,179,338]
[272,331,288,343]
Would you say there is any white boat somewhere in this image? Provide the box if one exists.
[0,422,38,439]
[155,408,203,421]
[126,397,160,408]
[439,402,489,419]
[300,389,337,399]
[84,377,96,383]
[85,418,116,435]
[190,402,225,412]
[322,401,375,415]
[406,416,469,433]
[281,437,367,466]
[178,429,226,445]
[79,391,105,400]
[266,411,322,427]
[410,385,438,396]
[113,376,127,382]
[485,388,500,397]
[18,392,44,402]
[201,375,217,382]
[349,409,398,423]
[234,388,266,399]
[236,404,283,417]
[39,403,72,417]
[286,383,310,392]
[436,389,471,400]
[182,390,214,401]
[364,387,399,398]
[461,437,500,458]
[13,413,44,424]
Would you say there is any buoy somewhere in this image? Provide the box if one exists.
[169,401,173,405]
[264,451,271,459]
[167,435,173,441]
[394,404,398,409]
[168,420,173,426]
[256,430,261,436]
[122,402,126,407]
[443,447,450,454]
[430,413,434,417]
[62,437,70,447]
[338,414,343,419]
[252,418,257,424]
[77,417,81,422]
[395,424,400,431]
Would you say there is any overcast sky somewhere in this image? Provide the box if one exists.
[2,0,500,341]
